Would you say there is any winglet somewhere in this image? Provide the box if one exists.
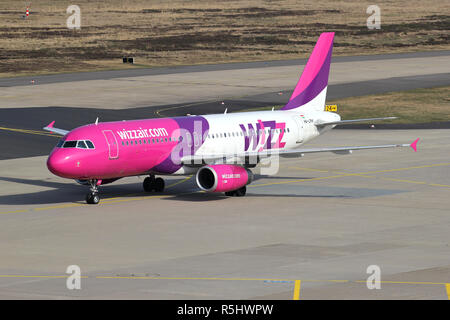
[410,138,420,152]
[43,121,70,136]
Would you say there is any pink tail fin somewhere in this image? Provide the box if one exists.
[282,32,334,111]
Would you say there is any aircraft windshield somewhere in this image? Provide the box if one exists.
[77,141,87,149]
[63,141,77,148]
[59,140,95,149]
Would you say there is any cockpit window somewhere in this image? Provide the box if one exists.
[63,141,77,148]
[77,140,87,149]
[56,140,64,148]
[60,140,95,149]
[85,140,95,149]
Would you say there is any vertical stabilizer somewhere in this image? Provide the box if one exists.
[282,32,334,112]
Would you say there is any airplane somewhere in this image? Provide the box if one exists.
[44,32,419,204]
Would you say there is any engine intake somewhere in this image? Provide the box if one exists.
[196,165,253,193]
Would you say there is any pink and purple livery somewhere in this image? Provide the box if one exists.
[44,32,419,204]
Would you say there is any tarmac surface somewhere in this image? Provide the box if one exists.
[0,51,449,299]
[0,50,448,88]
[0,129,449,299]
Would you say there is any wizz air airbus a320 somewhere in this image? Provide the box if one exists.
[44,32,419,204]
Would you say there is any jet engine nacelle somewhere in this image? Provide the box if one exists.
[196,165,253,193]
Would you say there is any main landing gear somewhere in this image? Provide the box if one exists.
[225,186,247,197]
[86,180,100,204]
[143,174,165,193]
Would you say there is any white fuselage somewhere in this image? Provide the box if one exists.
[174,109,340,174]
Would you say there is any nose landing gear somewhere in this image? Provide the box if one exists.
[143,174,165,192]
[84,176,165,204]
[86,179,100,204]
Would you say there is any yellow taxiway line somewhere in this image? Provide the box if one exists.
[252,162,450,189]
[293,280,301,300]
[0,275,88,279]
[1,162,449,215]
[0,126,58,138]
[0,274,448,299]
[0,176,194,214]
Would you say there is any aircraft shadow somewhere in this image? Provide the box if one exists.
[0,176,155,205]
[254,175,313,180]
[0,175,343,206]
[161,192,350,202]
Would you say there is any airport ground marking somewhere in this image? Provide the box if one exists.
[332,171,450,188]
[288,166,330,173]
[380,178,428,185]
[0,275,88,279]
[0,126,57,138]
[354,280,448,285]
[336,171,450,189]
[0,273,344,284]
[0,176,194,214]
[251,162,450,189]
[293,280,301,300]
[0,192,174,214]
[33,203,84,211]
[2,163,449,215]
[95,276,297,282]
[0,275,448,299]
[429,183,450,188]
[165,175,193,188]
[0,274,447,288]
[0,209,28,215]
[155,101,215,117]
[250,173,352,188]
[99,194,172,205]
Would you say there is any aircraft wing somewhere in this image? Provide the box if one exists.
[181,138,419,166]
[43,121,69,136]
[316,117,397,127]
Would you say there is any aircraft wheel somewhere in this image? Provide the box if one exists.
[143,177,155,192]
[235,186,246,197]
[225,191,235,197]
[154,178,165,192]
[86,192,100,204]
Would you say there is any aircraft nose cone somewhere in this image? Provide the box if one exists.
[47,152,71,178]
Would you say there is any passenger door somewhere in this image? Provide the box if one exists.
[102,130,119,159]
[292,116,304,144]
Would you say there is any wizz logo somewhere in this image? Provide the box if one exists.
[239,120,286,152]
